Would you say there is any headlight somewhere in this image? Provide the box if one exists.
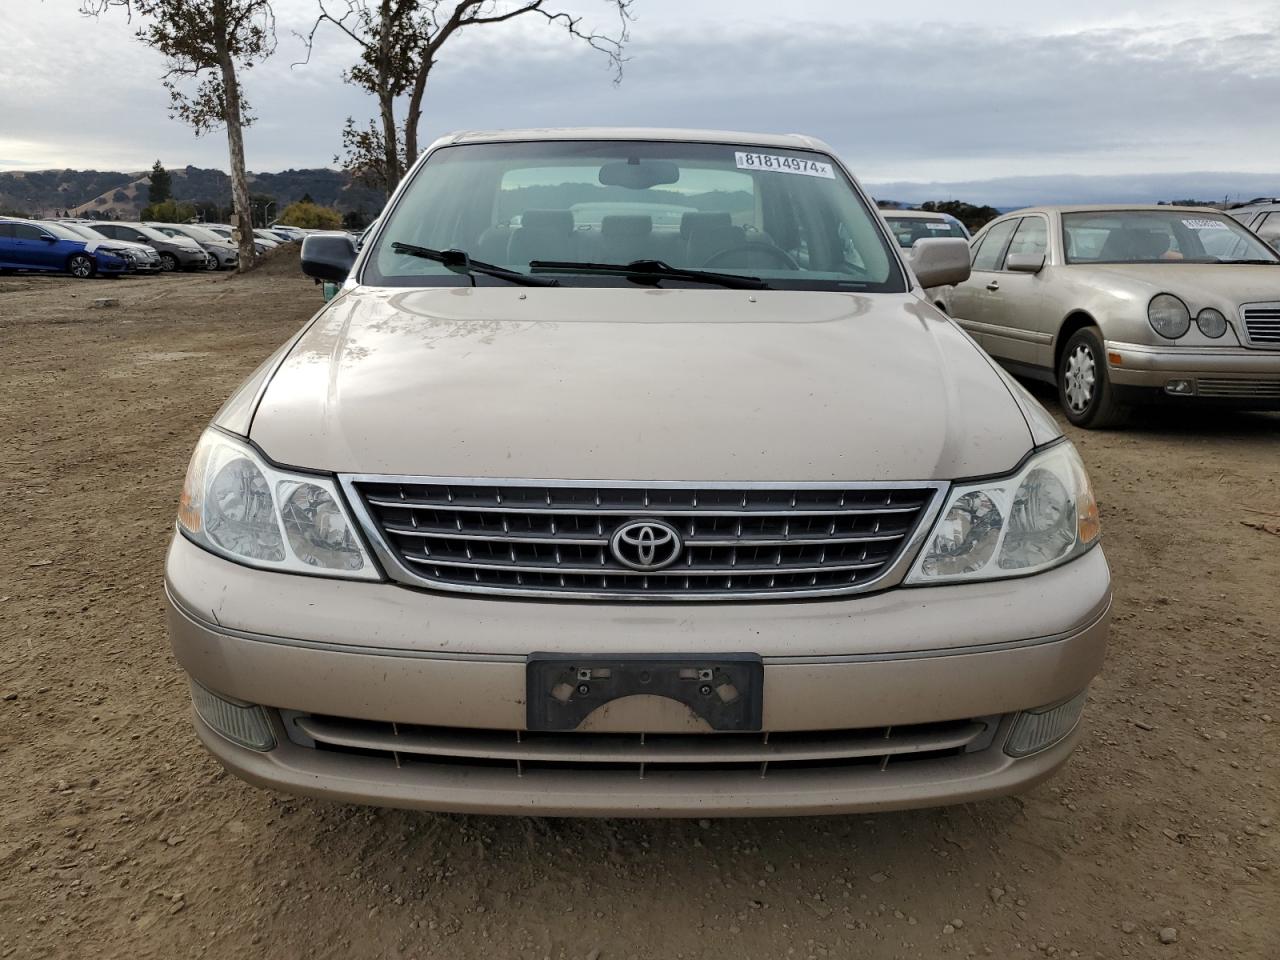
[1196,308,1227,338]
[1148,294,1190,339]
[906,442,1100,584]
[176,429,377,579]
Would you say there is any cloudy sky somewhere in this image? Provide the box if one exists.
[3,0,1279,202]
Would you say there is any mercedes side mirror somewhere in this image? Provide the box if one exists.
[1006,253,1046,274]
[301,232,357,284]
[909,237,971,288]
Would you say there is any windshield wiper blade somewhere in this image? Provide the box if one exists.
[529,259,768,290]
[1221,258,1280,265]
[390,242,559,286]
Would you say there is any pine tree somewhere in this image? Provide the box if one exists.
[148,160,173,204]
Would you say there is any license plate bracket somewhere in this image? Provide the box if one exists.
[526,653,764,732]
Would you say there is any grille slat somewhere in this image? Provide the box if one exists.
[291,714,992,773]
[1241,302,1280,346]
[1196,377,1280,398]
[352,479,940,600]
[400,554,888,577]
[364,495,924,517]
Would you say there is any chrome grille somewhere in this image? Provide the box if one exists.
[1241,303,1280,346]
[345,478,943,600]
[1196,377,1280,398]
[284,712,1001,778]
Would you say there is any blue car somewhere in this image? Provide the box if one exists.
[0,218,130,278]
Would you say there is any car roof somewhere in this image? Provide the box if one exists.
[1000,203,1227,217]
[428,127,834,153]
[881,209,951,220]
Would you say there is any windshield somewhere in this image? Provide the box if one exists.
[39,222,88,241]
[365,139,904,291]
[164,224,221,243]
[55,222,109,242]
[884,215,968,248]
[1063,210,1278,264]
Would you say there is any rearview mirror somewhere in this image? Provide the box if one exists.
[598,159,680,190]
[301,232,357,284]
[1006,252,1046,274]
[909,237,971,288]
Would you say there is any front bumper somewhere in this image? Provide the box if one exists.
[165,534,1111,816]
[1106,340,1280,403]
[172,248,211,269]
[205,246,239,268]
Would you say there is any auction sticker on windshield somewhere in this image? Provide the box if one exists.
[735,152,835,179]
[1182,218,1229,230]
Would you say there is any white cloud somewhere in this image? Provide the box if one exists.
[1,0,1278,197]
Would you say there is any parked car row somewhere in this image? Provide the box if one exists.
[0,214,323,279]
[1,217,134,278]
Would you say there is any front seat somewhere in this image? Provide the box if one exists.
[507,210,576,265]
[600,215,654,264]
[681,212,745,265]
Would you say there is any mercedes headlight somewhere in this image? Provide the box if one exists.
[1148,294,1190,339]
[1196,308,1227,339]
[906,442,1100,584]
[176,429,377,579]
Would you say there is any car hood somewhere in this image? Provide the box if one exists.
[249,287,1035,482]
[1079,263,1280,307]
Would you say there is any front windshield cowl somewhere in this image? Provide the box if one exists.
[361,138,906,293]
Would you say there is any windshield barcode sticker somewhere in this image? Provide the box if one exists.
[926,223,952,230]
[735,152,835,179]
[1182,218,1228,230]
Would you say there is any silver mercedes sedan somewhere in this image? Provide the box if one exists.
[940,205,1280,427]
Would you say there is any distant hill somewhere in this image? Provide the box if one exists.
[0,166,388,219]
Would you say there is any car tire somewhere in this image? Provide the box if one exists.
[67,254,95,279]
[159,253,179,272]
[204,256,220,271]
[1057,326,1129,429]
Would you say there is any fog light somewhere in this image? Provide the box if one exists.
[190,681,275,751]
[1164,379,1195,396]
[1005,690,1087,757]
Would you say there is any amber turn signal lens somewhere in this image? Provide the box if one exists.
[177,442,210,534]
[1077,484,1101,545]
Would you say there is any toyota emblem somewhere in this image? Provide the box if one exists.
[610,519,683,571]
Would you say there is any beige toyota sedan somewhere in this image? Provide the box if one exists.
[941,205,1280,427]
[165,128,1110,817]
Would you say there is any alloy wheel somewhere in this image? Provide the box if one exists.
[69,255,93,279]
[160,253,178,272]
[1063,343,1097,413]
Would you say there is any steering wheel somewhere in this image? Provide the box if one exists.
[702,242,800,271]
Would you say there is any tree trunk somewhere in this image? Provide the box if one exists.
[378,85,401,193]
[376,0,402,194]
[403,56,433,169]
[215,1,256,272]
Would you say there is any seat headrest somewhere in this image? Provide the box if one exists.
[518,210,574,235]
[680,211,732,239]
[601,215,652,239]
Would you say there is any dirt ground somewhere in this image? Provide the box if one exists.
[1,261,1277,960]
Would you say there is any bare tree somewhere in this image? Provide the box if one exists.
[80,0,275,269]
[301,1,635,194]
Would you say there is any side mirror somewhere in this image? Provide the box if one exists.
[40,234,58,243]
[1006,252,1046,274]
[301,232,357,284]
[909,237,971,288]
